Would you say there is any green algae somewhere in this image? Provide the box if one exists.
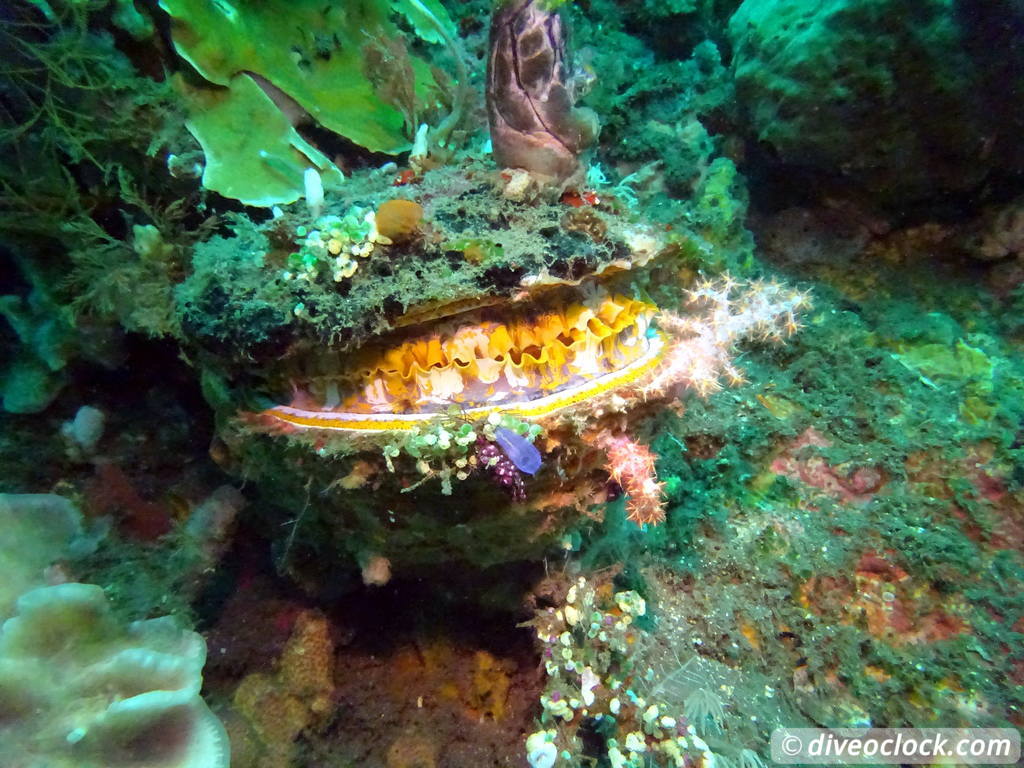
[160,0,457,203]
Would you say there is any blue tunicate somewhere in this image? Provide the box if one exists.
[494,426,542,475]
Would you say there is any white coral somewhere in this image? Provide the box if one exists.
[0,493,100,618]
[0,583,229,768]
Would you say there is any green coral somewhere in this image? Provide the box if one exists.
[0,265,75,413]
[691,157,754,265]
[890,337,998,424]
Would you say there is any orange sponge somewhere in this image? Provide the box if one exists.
[376,199,423,243]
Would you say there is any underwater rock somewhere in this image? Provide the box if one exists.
[963,195,1024,262]
[729,0,1024,202]
[753,206,876,267]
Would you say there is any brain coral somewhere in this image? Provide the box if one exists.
[0,582,228,768]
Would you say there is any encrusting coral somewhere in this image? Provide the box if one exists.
[0,582,229,768]
[231,609,335,768]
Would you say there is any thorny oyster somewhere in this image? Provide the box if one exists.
[180,159,692,583]
[173,1,806,588]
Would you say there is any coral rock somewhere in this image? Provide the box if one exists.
[232,609,335,767]
[729,0,1024,201]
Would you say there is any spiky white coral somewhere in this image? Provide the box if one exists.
[650,275,811,398]
[596,276,810,526]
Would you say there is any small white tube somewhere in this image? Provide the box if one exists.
[410,123,429,163]
[304,167,324,218]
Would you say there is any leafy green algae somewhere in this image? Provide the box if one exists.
[181,73,345,206]
[161,0,455,203]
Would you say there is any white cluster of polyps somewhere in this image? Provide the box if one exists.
[651,276,811,397]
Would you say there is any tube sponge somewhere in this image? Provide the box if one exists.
[0,583,229,768]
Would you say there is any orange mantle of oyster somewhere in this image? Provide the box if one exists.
[256,292,666,433]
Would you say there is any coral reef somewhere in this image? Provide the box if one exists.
[2,2,1024,767]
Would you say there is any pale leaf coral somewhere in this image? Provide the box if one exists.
[0,582,228,768]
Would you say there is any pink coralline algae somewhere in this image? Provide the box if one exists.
[770,427,885,505]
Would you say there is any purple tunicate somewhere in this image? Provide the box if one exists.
[494,427,542,475]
